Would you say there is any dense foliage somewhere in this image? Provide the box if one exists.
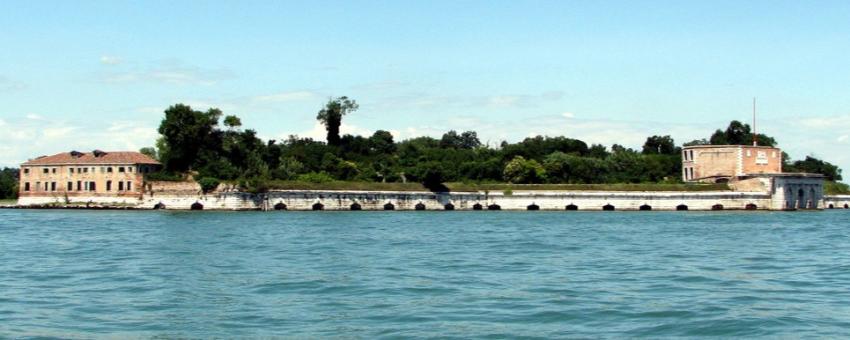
[146,102,843,190]
[0,167,19,199]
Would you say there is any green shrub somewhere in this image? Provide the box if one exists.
[197,177,220,193]
[296,172,335,183]
[145,171,185,181]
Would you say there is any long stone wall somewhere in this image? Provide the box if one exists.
[134,190,776,211]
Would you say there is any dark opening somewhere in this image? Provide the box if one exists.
[639,204,652,211]
[676,204,688,211]
[745,203,757,210]
[384,203,395,210]
[712,204,724,210]
[190,202,203,210]
[487,204,501,210]
[153,202,165,210]
[273,202,287,210]
[350,202,362,211]
[845,204,848,209]
[603,204,615,211]
[566,204,578,211]
[715,178,729,183]
[828,204,834,209]
[444,203,455,211]
[415,203,426,210]
[472,203,483,210]
[527,204,540,211]
[312,202,324,211]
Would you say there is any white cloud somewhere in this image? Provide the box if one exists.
[99,55,122,65]
[253,91,318,102]
[561,112,575,119]
[838,135,849,143]
[100,60,234,85]
[25,113,45,121]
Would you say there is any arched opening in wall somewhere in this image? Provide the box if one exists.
[711,204,724,210]
[602,204,615,211]
[415,203,426,211]
[845,203,849,209]
[350,202,362,211]
[566,204,578,211]
[527,204,540,211]
[745,203,757,210]
[676,204,688,211]
[190,202,204,210]
[828,204,835,209]
[487,204,501,210]
[444,203,455,211]
[798,188,805,209]
[273,202,287,211]
[384,202,395,211]
[312,202,324,211]
[810,189,817,209]
[639,204,652,211]
[715,178,729,184]
[472,203,483,210]
[153,202,166,210]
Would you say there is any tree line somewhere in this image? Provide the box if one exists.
[147,97,842,191]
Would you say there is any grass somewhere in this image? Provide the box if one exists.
[0,199,17,205]
[258,180,730,192]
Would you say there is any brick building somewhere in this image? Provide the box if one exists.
[681,145,782,183]
[18,150,160,204]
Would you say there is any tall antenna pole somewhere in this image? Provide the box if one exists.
[752,97,757,146]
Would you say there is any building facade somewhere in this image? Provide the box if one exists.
[681,145,782,183]
[18,150,160,204]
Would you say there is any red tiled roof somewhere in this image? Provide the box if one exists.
[22,151,161,166]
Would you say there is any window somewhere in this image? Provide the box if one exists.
[90,182,96,191]
[107,167,113,173]
[127,181,132,191]
[128,167,134,173]
[689,168,695,179]
[44,182,49,191]
[106,180,112,191]
[77,181,82,191]
[70,168,75,174]
[100,167,106,173]
[51,182,56,191]
[772,151,777,158]
[746,150,752,157]
[35,182,40,191]
[683,151,688,161]
[689,150,694,160]
[24,182,30,191]
[43,168,49,174]
[51,168,56,174]
[83,168,88,173]
[23,168,29,174]
[118,182,124,191]
[118,167,125,173]
[67,182,72,191]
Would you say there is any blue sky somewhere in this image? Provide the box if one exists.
[1,1,849,178]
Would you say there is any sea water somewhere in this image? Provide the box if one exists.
[1,210,849,338]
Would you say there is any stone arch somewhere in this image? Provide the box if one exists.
[312,202,324,211]
[153,202,166,210]
[444,203,455,210]
[487,204,501,210]
[810,188,817,209]
[190,202,204,210]
[472,203,483,210]
[350,202,362,211]
[797,188,805,209]
[676,204,688,211]
[639,204,652,211]
[845,203,849,209]
[415,202,426,211]
[565,204,578,211]
[527,203,540,211]
[745,203,757,210]
[383,202,395,210]
[273,202,287,210]
[602,204,615,211]
[828,203,835,209]
[711,204,724,210]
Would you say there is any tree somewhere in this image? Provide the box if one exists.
[139,147,158,161]
[709,120,777,147]
[786,156,842,181]
[503,156,546,183]
[0,168,19,199]
[642,135,678,155]
[368,130,396,154]
[223,115,242,129]
[316,96,358,146]
[157,104,222,172]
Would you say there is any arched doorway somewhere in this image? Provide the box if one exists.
[472,203,483,210]
[350,202,362,210]
[190,202,203,210]
[527,204,540,211]
[444,203,455,210]
[273,202,287,210]
[639,204,652,211]
[711,204,724,210]
[312,202,324,211]
[383,202,395,210]
[745,203,757,210]
[602,204,615,211]
[676,204,688,211]
[415,202,426,210]
[565,204,578,211]
[153,202,166,210]
[487,204,501,210]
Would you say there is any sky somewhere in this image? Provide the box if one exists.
[1,1,850,179]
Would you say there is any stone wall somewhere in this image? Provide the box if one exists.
[824,195,850,210]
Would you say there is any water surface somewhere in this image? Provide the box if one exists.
[1,210,849,338]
